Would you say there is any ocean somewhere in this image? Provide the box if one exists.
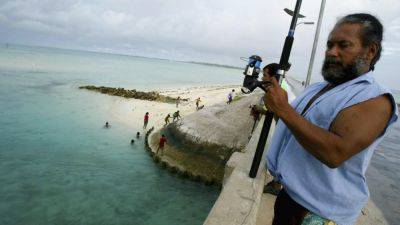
[0,44,398,224]
[0,44,244,225]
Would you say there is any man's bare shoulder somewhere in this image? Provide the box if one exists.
[330,94,393,152]
[340,94,392,121]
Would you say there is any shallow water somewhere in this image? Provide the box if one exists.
[0,44,245,225]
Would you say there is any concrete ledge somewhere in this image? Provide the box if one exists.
[204,117,276,225]
[204,113,389,225]
[144,126,220,185]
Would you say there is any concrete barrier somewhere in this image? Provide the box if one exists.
[204,117,276,225]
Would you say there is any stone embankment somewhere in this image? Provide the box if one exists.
[144,91,264,185]
[79,85,188,103]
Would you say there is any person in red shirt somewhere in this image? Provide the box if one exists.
[157,134,168,155]
[143,112,149,129]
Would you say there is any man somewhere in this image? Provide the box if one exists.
[263,14,398,225]
[196,97,201,110]
[143,112,149,129]
[157,134,168,155]
[173,110,181,122]
[176,96,181,108]
[227,89,235,104]
[164,113,171,125]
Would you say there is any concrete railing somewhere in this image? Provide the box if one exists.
[203,116,276,225]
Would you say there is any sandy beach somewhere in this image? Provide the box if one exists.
[108,85,246,131]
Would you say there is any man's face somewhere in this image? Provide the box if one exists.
[322,23,371,85]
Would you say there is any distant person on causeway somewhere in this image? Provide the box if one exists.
[263,13,398,225]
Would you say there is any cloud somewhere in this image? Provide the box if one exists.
[0,0,399,66]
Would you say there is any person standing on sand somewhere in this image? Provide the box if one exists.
[157,134,167,155]
[164,114,171,125]
[227,89,235,104]
[263,14,398,225]
[143,112,149,129]
[195,97,201,110]
[176,96,181,108]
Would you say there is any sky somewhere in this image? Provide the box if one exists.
[1,0,400,89]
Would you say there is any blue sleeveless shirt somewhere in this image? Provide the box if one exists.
[266,72,398,225]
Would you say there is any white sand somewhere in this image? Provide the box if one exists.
[107,85,244,131]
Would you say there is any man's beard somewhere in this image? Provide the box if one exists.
[321,56,367,85]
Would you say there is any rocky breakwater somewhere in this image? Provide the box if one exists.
[79,85,188,103]
[147,91,264,185]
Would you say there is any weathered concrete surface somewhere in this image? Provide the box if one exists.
[147,91,265,184]
[204,117,276,225]
[178,91,264,149]
[255,194,275,225]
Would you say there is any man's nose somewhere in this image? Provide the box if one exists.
[326,46,339,57]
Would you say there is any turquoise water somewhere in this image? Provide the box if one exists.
[0,44,243,225]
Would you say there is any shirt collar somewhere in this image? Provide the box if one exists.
[322,70,374,88]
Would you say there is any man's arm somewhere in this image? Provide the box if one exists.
[263,78,393,168]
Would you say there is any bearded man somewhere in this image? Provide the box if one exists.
[263,13,398,225]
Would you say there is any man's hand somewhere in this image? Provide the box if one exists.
[262,76,290,117]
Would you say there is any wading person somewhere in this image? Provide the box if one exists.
[263,14,398,225]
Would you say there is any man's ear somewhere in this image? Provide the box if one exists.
[366,42,378,62]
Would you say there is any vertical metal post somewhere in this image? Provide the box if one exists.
[305,0,326,86]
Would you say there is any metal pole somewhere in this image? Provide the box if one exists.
[305,0,326,86]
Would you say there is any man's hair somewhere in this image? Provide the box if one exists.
[336,13,383,71]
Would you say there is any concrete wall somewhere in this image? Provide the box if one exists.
[203,117,276,225]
